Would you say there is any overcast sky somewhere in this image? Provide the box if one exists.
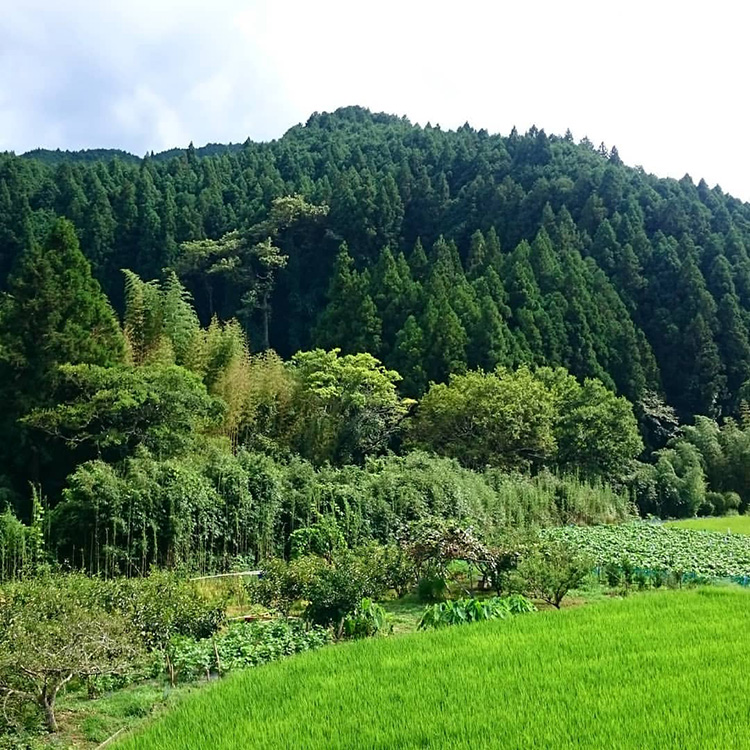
[2,0,748,200]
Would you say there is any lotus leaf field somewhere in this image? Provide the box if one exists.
[545,522,750,578]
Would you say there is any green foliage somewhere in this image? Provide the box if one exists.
[410,365,641,481]
[287,348,409,465]
[23,363,225,461]
[252,556,327,616]
[406,521,488,580]
[99,571,226,652]
[0,510,35,583]
[0,574,144,732]
[17,446,634,577]
[418,595,536,629]
[314,244,382,355]
[483,469,634,526]
[7,109,750,429]
[545,370,643,482]
[632,441,706,518]
[289,518,345,560]
[341,598,390,639]
[0,218,124,384]
[380,543,417,597]
[304,550,388,636]
[168,619,331,682]
[409,366,556,471]
[416,572,448,603]
[0,218,126,501]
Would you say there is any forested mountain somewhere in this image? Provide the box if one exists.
[0,108,750,414]
[5,105,750,570]
[3,105,750,418]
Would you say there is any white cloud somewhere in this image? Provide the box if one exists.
[1,0,749,199]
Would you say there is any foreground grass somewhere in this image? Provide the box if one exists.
[667,514,750,535]
[118,587,750,749]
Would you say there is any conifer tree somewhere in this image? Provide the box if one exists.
[314,243,382,355]
[0,218,125,495]
[393,314,428,396]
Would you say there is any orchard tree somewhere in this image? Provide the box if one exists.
[0,576,142,732]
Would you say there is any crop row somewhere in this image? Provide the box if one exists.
[545,522,750,578]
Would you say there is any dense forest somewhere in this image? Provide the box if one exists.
[3,105,750,575]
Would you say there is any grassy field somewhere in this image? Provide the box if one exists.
[667,515,750,535]
[117,587,750,749]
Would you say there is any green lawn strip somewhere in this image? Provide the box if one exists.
[116,587,750,750]
[48,682,197,748]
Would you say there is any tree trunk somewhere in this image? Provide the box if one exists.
[39,673,73,732]
[261,294,270,351]
[40,691,58,733]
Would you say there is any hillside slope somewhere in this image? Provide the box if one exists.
[2,106,750,416]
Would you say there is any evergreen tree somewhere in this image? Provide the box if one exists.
[392,314,428,397]
[0,218,125,497]
[314,243,382,355]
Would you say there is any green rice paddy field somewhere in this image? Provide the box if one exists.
[118,588,750,749]
[667,514,750,534]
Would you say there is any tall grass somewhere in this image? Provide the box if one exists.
[118,588,750,749]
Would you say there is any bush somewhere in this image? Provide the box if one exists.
[251,556,326,615]
[381,543,417,597]
[305,551,386,637]
[417,570,448,602]
[289,517,345,559]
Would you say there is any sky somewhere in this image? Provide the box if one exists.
[2,0,749,200]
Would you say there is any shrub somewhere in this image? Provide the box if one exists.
[517,541,591,608]
[381,543,417,597]
[416,569,448,602]
[306,567,371,636]
[252,556,326,615]
[604,561,622,588]
[288,516,345,559]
